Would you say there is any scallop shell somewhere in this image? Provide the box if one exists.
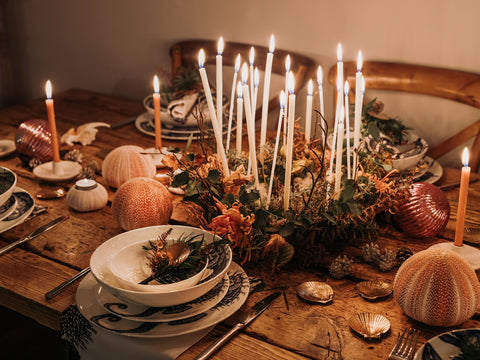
[102,145,156,188]
[15,119,61,162]
[356,280,393,300]
[112,177,173,231]
[394,248,480,327]
[349,313,391,339]
[394,182,450,238]
[296,281,333,304]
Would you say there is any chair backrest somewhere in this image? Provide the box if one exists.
[170,39,316,120]
[328,61,480,172]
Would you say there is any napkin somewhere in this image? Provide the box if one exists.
[167,93,199,125]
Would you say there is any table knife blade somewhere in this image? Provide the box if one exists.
[194,291,281,360]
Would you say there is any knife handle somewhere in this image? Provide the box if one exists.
[193,323,244,360]
[0,237,29,255]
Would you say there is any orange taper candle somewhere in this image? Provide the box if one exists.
[153,75,162,149]
[454,147,471,247]
[45,80,60,163]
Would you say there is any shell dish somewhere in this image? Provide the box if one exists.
[112,177,173,231]
[349,312,391,339]
[394,248,480,327]
[102,145,156,188]
[296,281,333,304]
[356,280,393,300]
[15,119,61,162]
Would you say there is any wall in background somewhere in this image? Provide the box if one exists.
[9,0,480,168]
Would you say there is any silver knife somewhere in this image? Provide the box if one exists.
[194,291,281,360]
[0,215,69,255]
[45,266,90,300]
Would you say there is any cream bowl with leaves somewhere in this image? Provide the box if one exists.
[90,225,232,307]
[0,167,17,207]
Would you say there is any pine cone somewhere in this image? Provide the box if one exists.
[377,249,397,272]
[28,157,41,169]
[64,149,83,163]
[329,255,353,279]
[362,242,381,263]
[396,247,414,265]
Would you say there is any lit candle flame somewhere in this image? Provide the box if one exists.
[357,50,363,72]
[287,71,295,94]
[307,79,313,96]
[249,47,255,66]
[254,68,260,88]
[344,80,349,96]
[280,90,286,108]
[269,34,275,53]
[462,147,470,167]
[237,81,243,98]
[217,37,224,55]
[234,54,241,72]
[337,43,343,62]
[45,80,52,99]
[285,55,291,73]
[153,75,159,93]
[241,62,248,84]
[361,75,365,94]
[198,49,205,68]
[317,66,323,86]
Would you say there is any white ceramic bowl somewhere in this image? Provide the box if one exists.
[109,239,209,292]
[90,225,232,307]
[0,167,17,207]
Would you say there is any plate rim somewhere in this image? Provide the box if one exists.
[414,328,480,359]
[0,187,34,234]
[0,139,16,157]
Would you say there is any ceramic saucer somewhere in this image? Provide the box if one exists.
[0,188,34,234]
[33,160,82,182]
[0,140,15,157]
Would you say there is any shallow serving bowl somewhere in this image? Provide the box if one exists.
[0,167,17,207]
[90,225,232,307]
[109,239,209,292]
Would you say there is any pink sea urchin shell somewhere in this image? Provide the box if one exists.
[394,248,480,327]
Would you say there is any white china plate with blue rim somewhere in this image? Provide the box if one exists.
[135,112,236,141]
[96,273,230,322]
[0,140,15,158]
[414,328,480,359]
[411,156,442,184]
[77,262,250,338]
[0,187,34,234]
[0,194,17,222]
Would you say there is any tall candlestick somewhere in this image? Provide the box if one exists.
[241,63,259,188]
[283,55,291,147]
[226,53,241,151]
[198,49,229,176]
[284,72,295,213]
[249,47,255,110]
[45,80,60,163]
[260,35,275,147]
[236,81,243,154]
[344,81,351,179]
[305,79,313,142]
[455,147,471,247]
[216,37,224,136]
[335,106,345,195]
[317,65,325,144]
[336,43,344,106]
[267,91,286,207]
[353,50,363,174]
[252,67,259,121]
[153,75,162,150]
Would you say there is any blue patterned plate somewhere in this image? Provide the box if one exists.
[77,262,249,338]
[0,194,16,221]
[96,273,229,322]
[414,328,480,359]
[0,187,34,234]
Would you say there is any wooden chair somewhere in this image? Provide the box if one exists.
[170,39,316,121]
[328,61,480,172]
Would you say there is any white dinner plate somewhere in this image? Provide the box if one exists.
[0,187,34,234]
[412,156,442,184]
[0,195,17,221]
[414,328,480,359]
[97,273,229,323]
[77,262,249,338]
[0,140,15,158]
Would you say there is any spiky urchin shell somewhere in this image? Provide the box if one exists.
[393,248,480,327]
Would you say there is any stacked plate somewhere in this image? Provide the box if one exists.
[77,225,250,338]
[0,167,35,234]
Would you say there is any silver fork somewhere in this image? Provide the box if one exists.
[388,328,420,360]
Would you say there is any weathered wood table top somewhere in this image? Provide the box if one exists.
[0,88,479,359]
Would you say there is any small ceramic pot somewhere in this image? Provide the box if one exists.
[66,179,108,212]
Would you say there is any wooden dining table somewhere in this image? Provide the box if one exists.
[0,88,479,359]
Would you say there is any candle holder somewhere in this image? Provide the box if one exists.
[429,242,480,270]
[33,160,82,182]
